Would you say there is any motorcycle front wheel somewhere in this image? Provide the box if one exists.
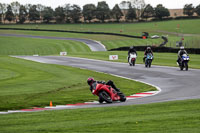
[185,62,188,71]
[118,92,126,102]
[180,62,184,70]
[145,60,148,67]
[148,60,152,68]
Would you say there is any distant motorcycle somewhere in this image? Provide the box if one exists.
[178,54,189,71]
[145,53,154,68]
[128,53,137,66]
[92,84,126,103]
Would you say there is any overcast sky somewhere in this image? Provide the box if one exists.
[0,0,199,9]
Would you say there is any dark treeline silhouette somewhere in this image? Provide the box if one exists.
[0,1,200,24]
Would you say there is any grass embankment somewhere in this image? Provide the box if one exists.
[1,19,200,34]
[0,56,155,111]
[0,99,200,133]
[0,36,91,55]
[0,30,163,49]
[1,19,200,48]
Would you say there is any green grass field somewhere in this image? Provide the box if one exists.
[0,99,200,133]
[0,56,155,111]
[1,19,200,48]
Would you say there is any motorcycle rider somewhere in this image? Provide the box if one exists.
[128,46,137,62]
[87,78,120,93]
[143,47,153,62]
[177,46,188,65]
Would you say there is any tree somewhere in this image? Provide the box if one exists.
[195,4,200,16]
[154,4,170,20]
[54,6,65,23]
[68,4,82,23]
[119,1,131,22]
[126,3,136,21]
[0,3,7,23]
[11,1,20,23]
[183,4,195,16]
[28,5,40,23]
[141,4,154,21]
[82,4,96,22]
[19,5,27,24]
[5,5,14,22]
[25,4,32,12]
[96,1,110,22]
[42,7,54,23]
[119,1,131,9]
[130,0,146,20]
[112,4,123,22]
[63,4,71,23]
[37,4,45,21]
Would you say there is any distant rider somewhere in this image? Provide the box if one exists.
[177,46,188,65]
[87,78,120,93]
[143,47,153,62]
[128,46,137,62]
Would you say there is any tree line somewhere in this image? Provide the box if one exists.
[0,0,200,24]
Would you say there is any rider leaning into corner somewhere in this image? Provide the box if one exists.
[128,46,137,62]
[143,47,153,62]
[87,78,121,93]
[177,46,188,64]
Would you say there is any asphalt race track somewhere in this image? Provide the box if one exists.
[14,55,200,109]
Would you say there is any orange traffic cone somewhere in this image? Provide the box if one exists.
[50,101,53,107]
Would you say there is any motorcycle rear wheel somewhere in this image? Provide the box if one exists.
[99,91,112,103]
[131,59,135,66]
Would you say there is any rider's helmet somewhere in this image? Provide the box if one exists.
[130,46,134,49]
[180,46,184,50]
[147,47,151,52]
[87,77,95,85]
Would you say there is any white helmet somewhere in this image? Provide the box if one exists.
[180,46,184,50]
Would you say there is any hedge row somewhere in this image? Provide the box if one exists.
[151,16,200,21]
[0,28,143,39]
[109,46,200,54]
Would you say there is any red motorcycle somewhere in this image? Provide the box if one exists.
[92,84,126,103]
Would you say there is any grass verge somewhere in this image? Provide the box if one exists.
[0,99,200,133]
